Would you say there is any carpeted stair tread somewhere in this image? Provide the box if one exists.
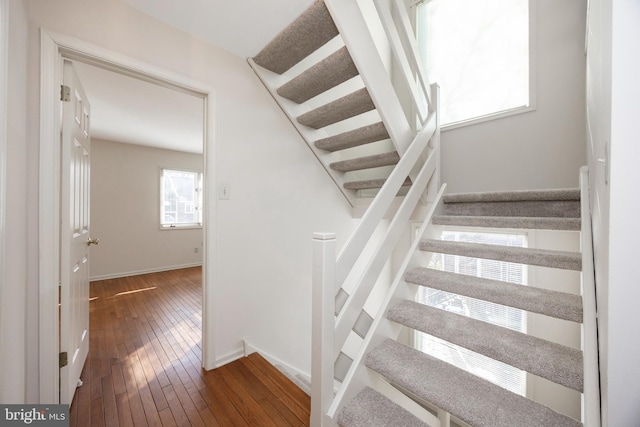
[297,88,376,129]
[337,387,428,427]
[331,151,400,172]
[442,200,580,218]
[419,239,582,271]
[315,122,389,152]
[366,339,583,427]
[432,215,581,231]
[443,188,580,203]
[387,300,583,391]
[277,47,359,104]
[404,267,583,323]
[252,1,339,74]
[344,177,411,191]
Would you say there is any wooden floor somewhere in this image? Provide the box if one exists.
[70,267,310,426]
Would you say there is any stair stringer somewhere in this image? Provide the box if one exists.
[323,0,434,201]
[248,46,361,207]
[327,185,447,424]
[323,0,415,155]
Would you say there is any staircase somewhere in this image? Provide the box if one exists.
[249,1,599,426]
[249,0,434,205]
[335,186,591,427]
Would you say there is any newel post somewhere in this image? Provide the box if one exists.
[311,232,336,427]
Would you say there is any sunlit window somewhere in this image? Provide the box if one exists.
[160,168,202,229]
[417,0,532,126]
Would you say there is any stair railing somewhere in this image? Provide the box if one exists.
[311,122,439,426]
[312,2,440,425]
[579,166,602,427]
[372,0,432,128]
[324,0,430,155]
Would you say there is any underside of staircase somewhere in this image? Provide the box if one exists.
[249,1,597,426]
[250,0,412,205]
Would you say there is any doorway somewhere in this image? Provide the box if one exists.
[39,30,217,404]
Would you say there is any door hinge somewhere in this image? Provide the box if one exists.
[59,352,68,368]
[60,85,71,102]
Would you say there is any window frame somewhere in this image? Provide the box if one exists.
[415,0,537,131]
[159,167,203,230]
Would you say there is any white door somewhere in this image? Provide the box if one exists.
[60,59,93,404]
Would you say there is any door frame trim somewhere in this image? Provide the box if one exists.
[0,0,8,361]
[39,29,218,403]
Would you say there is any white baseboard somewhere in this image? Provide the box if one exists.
[214,347,246,368]
[90,263,202,282]
[213,340,311,385]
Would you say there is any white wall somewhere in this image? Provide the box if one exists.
[587,0,640,424]
[19,0,359,400]
[0,0,30,404]
[607,1,640,422]
[440,0,587,193]
[90,139,203,280]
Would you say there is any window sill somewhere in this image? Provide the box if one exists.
[160,224,203,231]
[441,105,536,133]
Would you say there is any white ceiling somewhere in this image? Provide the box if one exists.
[121,0,315,58]
[74,61,205,154]
[74,0,313,154]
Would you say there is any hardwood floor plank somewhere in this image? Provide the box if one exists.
[216,364,280,426]
[120,358,152,427]
[76,362,93,427]
[246,353,311,411]
[197,408,222,427]
[91,397,105,427]
[70,268,309,426]
[101,375,120,427]
[161,384,197,427]
[240,356,310,423]
[230,360,303,425]
[198,376,247,426]
[111,363,127,396]
[157,408,176,427]
[115,392,135,427]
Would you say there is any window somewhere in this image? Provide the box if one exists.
[417,0,532,127]
[414,230,528,396]
[160,168,202,229]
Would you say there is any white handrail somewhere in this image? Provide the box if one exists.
[324,0,414,155]
[392,0,433,113]
[579,166,601,427]
[334,136,437,358]
[334,112,437,294]
[311,1,441,424]
[327,184,447,422]
[373,0,430,123]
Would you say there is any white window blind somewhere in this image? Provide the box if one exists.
[415,230,528,395]
[417,0,531,126]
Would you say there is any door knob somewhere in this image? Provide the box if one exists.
[87,237,100,246]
